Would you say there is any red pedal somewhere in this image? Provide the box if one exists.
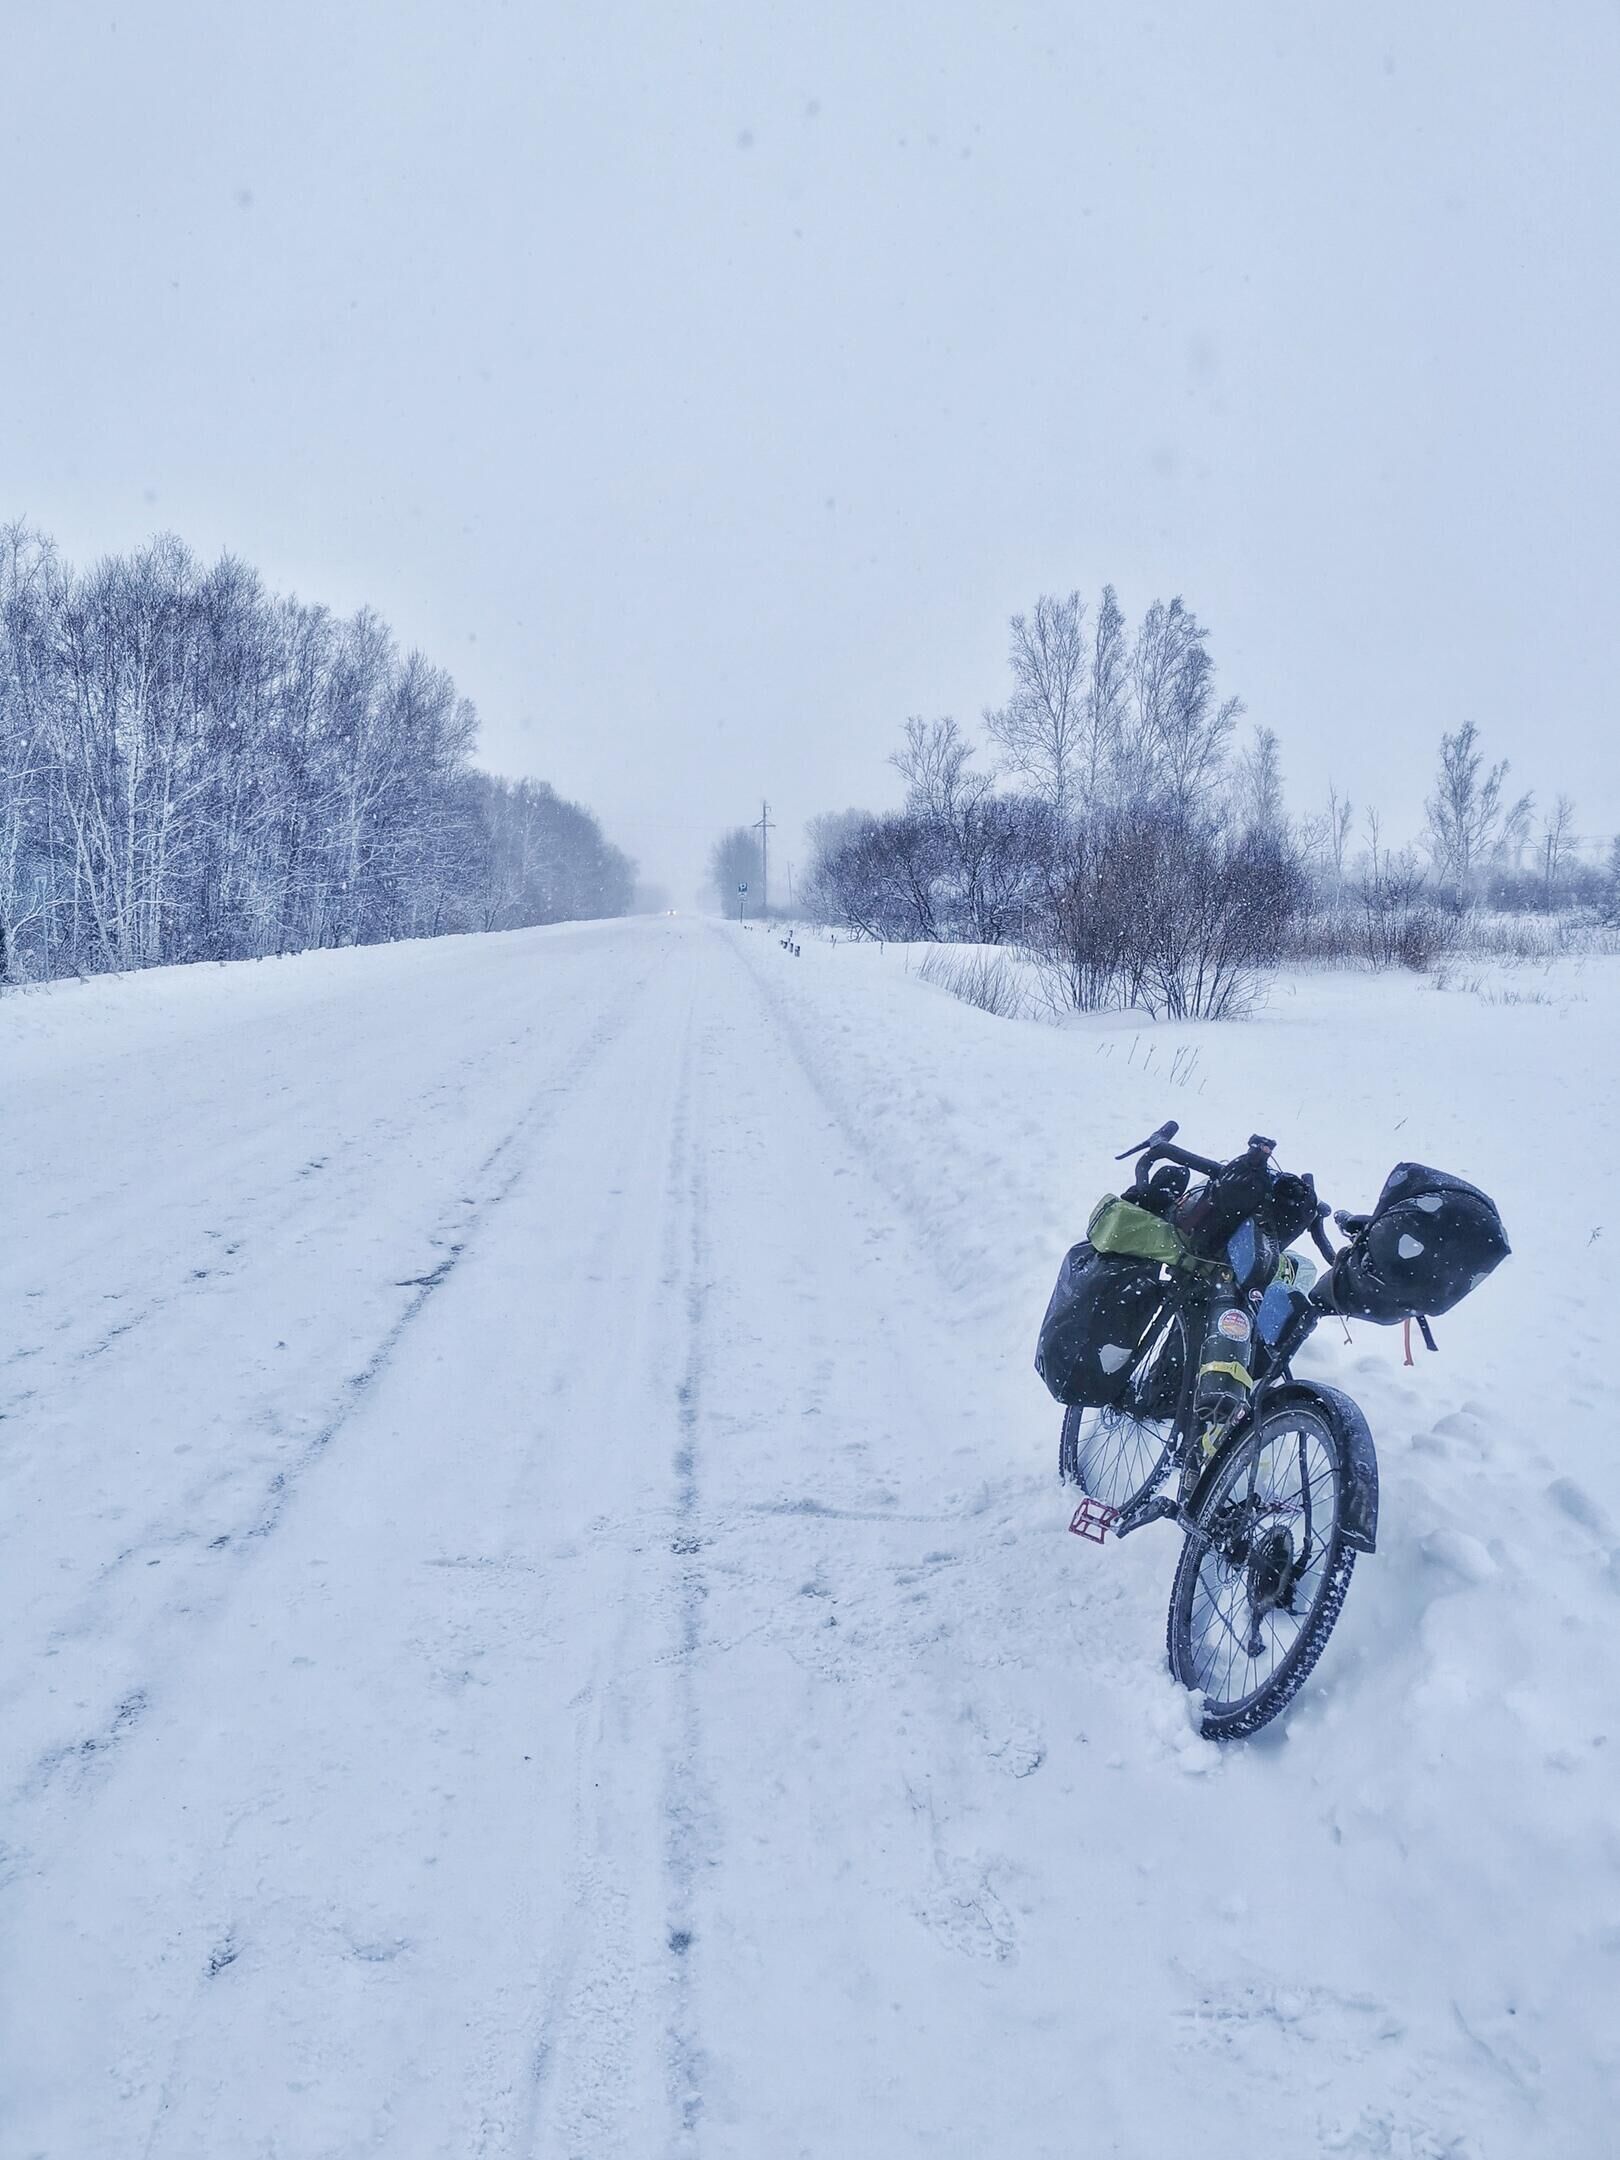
[1069,1498,1119,1544]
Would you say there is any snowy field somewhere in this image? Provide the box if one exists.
[3,916,1617,2159]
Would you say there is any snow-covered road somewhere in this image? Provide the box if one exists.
[4,920,1617,2157]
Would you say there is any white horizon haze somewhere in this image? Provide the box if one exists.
[2,0,1615,899]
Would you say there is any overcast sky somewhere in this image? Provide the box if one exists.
[3,1,1616,896]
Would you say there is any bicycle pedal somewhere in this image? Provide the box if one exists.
[1069,1498,1120,1544]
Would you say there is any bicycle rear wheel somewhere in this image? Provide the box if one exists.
[1167,1397,1358,1739]
[1059,1303,1186,1513]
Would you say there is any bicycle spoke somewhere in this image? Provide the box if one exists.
[1068,1305,1186,1511]
[1181,1413,1344,1714]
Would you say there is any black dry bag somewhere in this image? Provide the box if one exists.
[1034,1242,1168,1407]
[1171,1138,1276,1259]
[1326,1162,1509,1325]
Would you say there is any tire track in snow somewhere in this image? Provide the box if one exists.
[514,978,716,2160]
[1,1016,553,1424]
[662,1008,711,2158]
[5,974,652,1829]
[108,959,695,2160]
[486,965,706,2160]
[722,928,993,1314]
[637,934,1089,2146]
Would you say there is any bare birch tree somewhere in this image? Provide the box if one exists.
[1129,597,1239,813]
[983,592,1088,817]
[1423,722,1533,892]
[1540,793,1578,904]
[1236,725,1286,838]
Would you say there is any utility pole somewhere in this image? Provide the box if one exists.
[754,798,775,918]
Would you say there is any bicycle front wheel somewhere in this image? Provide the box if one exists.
[1167,1397,1359,1739]
[1059,1303,1186,1513]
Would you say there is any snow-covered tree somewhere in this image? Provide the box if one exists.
[0,522,634,985]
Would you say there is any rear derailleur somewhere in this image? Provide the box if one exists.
[1208,1499,1310,1655]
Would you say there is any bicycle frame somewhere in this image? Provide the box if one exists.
[1094,1255,1377,1555]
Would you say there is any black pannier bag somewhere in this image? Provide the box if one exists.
[1325,1163,1509,1325]
[1035,1241,1168,1406]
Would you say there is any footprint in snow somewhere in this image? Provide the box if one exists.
[985,1727,1045,1778]
[1545,1477,1612,1539]
[1420,1529,1497,1586]
[915,1862,1017,1964]
[967,1707,1045,1778]
[1431,1409,1488,1447]
[1174,1973,1393,2059]
[1320,2104,1478,2156]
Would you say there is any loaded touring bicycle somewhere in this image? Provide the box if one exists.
[1036,1121,1510,1738]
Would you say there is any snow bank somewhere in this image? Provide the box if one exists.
[747,927,1620,2152]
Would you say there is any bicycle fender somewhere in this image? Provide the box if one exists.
[1203,1381,1380,1555]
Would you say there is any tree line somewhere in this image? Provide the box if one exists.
[0,524,634,984]
[784,586,1616,1016]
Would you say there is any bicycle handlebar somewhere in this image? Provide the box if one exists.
[1117,1117,1343,1271]
[1115,1119,1223,1185]
[1129,1138,1223,1186]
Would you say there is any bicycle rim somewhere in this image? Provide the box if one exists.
[1171,1405,1351,1730]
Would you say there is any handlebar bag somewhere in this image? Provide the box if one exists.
[1171,1146,1274,1258]
[1327,1163,1510,1324]
[1035,1241,1169,1406]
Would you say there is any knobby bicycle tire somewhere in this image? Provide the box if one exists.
[1166,1396,1360,1740]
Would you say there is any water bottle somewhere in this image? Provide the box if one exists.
[1255,1250,1318,1346]
[1194,1292,1255,1416]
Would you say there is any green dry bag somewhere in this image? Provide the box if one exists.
[1086,1193,1186,1267]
